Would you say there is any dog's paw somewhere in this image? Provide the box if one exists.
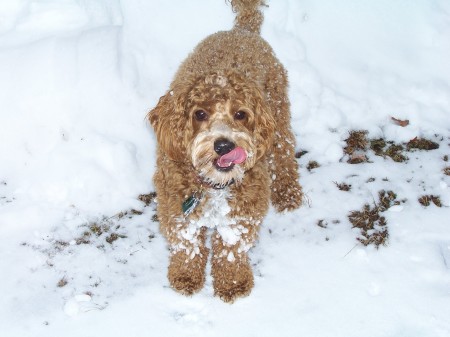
[214,276,254,303]
[168,251,207,295]
[169,274,204,296]
[212,257,254,303]
[271,180,303,212]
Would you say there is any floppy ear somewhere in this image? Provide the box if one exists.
[148,90,192,162]
[252,87,276,160]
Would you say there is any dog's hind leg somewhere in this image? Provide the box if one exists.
[265,66,303,212]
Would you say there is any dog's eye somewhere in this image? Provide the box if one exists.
[194,110,208,121]
[234,110,246,120]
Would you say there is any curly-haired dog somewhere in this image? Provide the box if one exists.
[149,0,302,302]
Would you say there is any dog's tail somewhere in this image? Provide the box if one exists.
[228,0,266,34]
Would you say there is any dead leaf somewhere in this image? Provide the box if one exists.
[348,152,368,164]
[391,117,409,127]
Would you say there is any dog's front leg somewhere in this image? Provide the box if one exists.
[210,220,260,303]
[165,224,209,296]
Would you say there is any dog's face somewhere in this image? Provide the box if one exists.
[150,71,275,187]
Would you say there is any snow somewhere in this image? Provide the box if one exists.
[178,188,253,258]
[0,0,449,336]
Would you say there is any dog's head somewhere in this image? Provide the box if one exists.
[149,71,275,187]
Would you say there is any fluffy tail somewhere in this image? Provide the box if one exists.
[228,0,266,34]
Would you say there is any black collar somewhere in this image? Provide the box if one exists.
[196,176,235,190]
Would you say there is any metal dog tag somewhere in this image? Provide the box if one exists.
[182,191,203,216]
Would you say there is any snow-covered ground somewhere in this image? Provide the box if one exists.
[1,0,449,336]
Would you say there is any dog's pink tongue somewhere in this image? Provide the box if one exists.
[217,147,247,168]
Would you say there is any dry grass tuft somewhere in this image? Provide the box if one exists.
[106,233,127,244]
[443,167,450,176]
[407,137,439,151]
[377,190,399,211]
[334,182,352,191]
[57,277,68,288]
[348,190,401,248]
[345,130,369,164]
[384,144,408,162]
[139,192,157,206]
[369,138,386,156]
[89,223,109,236]
[75,218,129,245]
[349,204,388,248]
[344,130,368,155]
[418,195,442,207]
[307,160,320,171]
[370,139,407,162]
[343,133,439,164]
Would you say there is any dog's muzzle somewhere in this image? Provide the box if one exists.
[213,138,247,172]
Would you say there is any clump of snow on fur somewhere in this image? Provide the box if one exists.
[174,188,254,257]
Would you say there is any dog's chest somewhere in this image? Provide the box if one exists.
[196,188,233,229]
[191,188,247,246]
[202,188,230,217]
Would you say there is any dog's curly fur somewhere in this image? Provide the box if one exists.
[149,0,302,302]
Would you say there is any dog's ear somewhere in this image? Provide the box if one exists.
[148,91,192,161]
[252,87,276,160]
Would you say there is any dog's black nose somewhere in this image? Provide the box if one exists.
[214,138,235,155]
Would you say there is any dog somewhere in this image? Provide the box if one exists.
[149,0,302,302]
